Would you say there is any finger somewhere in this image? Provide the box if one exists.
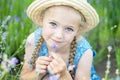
[51,54,63,64]
[36,60,50,66]
[38,56,52,62]
[36,65,47,74]
[36,56,52,65]
[47,65,54,74]
[36,68,47,74]
[50,52,59,59]
[36,64,47,70]
[49,61,58,75]
[39,70,47,73]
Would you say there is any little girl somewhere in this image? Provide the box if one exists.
[20,0,100,80]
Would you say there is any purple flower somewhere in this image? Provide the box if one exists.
[49,74,60,80]
[8,57,19,67]
[52,44,58,52]
[14,16,20,22]
[49,75,59,80]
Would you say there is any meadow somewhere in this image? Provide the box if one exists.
[0,0,120,80]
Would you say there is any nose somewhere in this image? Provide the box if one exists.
[55,28,63,39]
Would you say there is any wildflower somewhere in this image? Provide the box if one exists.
[49,74,60,80]
[2,32,8,40]
[115,69,119,75]
[8,57,19,67]
[107,54,111,58]
[2,15,11,25]
[14,16,20,22]
[68,65,75,71]
[107,46,112,52]
[1,60,10,72]
[106,61,111,69]
[115,69,120,80]
[105,69,110,74]
[3,54,8,62]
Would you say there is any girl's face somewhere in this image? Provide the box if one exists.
[42,6,81,50]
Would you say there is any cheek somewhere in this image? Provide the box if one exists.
[64,35,75,44]
[42,28,51,37]
[42,26,54,39]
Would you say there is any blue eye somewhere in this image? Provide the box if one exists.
[65,27,74,32]
[49,22,57,27]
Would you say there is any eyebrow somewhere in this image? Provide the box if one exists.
[48,19,58,24]
[48,19,75,28]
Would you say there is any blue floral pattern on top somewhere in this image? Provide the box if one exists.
[34,27,100,80]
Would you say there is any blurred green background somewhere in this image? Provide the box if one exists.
[0,0,120,80]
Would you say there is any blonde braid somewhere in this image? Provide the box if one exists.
[68,37,77,79]
[29,36,44,69]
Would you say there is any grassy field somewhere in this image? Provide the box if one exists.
[0,0,120,80]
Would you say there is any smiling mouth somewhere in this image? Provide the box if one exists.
[52,39,62,43]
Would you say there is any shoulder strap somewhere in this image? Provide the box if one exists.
[34,27,48,57]
[34,27,42,46]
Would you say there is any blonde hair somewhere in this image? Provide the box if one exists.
[69,37,77,79]
[30,36,44,68]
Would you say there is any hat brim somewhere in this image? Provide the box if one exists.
[27,0,99,33]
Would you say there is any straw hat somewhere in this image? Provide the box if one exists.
[27,0,99,33]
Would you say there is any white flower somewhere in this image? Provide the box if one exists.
[68,65,75,71]
[115,69,119,75]
[106,61,111,69]
[107,46,112,52]
[105,70,110,74]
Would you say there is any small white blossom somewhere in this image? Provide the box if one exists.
[107,46,112,52]
[68,65,75,71]
[115,69,119,75]
[102,78,105,80]
[106,61,111,69]
[105,70,110,74]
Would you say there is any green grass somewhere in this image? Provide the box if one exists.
[0,0,120,79]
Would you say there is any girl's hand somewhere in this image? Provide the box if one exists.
[47,52,67,75]
[35,56,52,74]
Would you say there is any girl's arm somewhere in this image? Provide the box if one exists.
[75,49,93,80]
[59,49,93,80]
[59,70,73,80]
[20,33,45,80]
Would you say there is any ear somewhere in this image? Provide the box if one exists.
[39,20,43,26]
[39,18,43,26]
[38,15,44,26]
[75,28,83,41]
[75,28,80,37]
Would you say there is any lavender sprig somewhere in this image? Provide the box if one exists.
[51,44,58,52]
[49,44,60,80]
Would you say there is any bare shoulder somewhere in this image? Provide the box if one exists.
[25,32,34,46]
[76,35,83,42]
[75,49,93,79]
[24,32,35,60]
